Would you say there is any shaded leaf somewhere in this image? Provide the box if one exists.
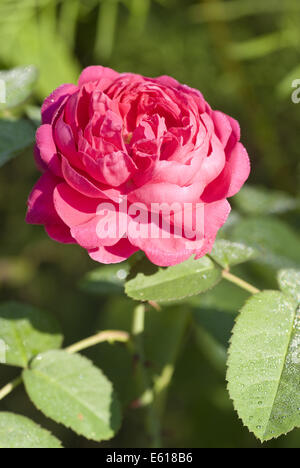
[210,239,258,269]
[231,217,300,270]
[278,269,300,303]
[0,301,63,368]
[234,186,299,215]
[23,350,121,442]
[0,119,35,167]
[80,263,129,296]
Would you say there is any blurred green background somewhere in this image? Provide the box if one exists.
[0,0,300,448]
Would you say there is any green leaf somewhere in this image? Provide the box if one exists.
[0,412,62,448]
[0,2,80,99]
[278,269,300,303]
[234,186,299,215]
[0,119,36,167]
[0,65,38,110]
[210,239,258,269]
[125,256,221,302]
[227,291,300,441]
[231,217,300,270]
[80,263,129,296]
[0,301,63,368]
[23,350,121,442]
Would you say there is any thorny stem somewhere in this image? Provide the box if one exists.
[222,269,260,295]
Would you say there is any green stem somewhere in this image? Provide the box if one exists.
[65,330,130,355]
[132,304,162,448]
[222,270,260,295]
[0,376,22,401]
[153,364,175,418]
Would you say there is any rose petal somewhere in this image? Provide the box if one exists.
[54,115,78,161]
[226,142,251,198]
[42,84,78,125]
[26,172,61,225]
[61,156,121,202]
[45,223,74,244]
[96,151,137,187]
[53,183,101,227]
[36,124,62,177]
[88,238,138,264]
[212,111,233,147]
[129,181,205,207]
[195,199,231,259]
[199,134,226,186]
[71,203,128,248]
[78,66,120,88]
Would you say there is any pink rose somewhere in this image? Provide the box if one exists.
[26,66,250,266]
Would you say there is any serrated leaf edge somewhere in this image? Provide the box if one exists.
[23,351,122,442]
[226,290,300,442]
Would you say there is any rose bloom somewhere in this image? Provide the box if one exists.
[26,66,250,266]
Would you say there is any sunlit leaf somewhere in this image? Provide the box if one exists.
[125,256,221,302]
[23,350,121,441]
[0,412,62,448]
[0,65,38,110]
[0,0,80,98]
[227,291,300,441]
